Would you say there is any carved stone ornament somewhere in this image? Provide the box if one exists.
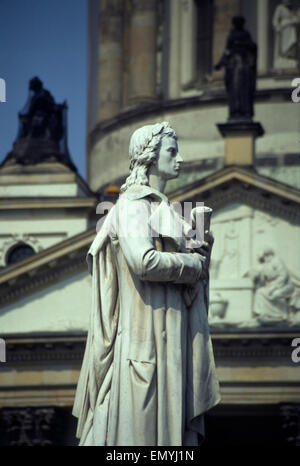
[280,404,300,446]
[208,292,229,328]
[236,246,300,329]
[272,1,300,71]
[0,408,55,446]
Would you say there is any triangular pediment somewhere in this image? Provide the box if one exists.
[169,166,300,223]
[169,167,300,331]
[0,228,96,307]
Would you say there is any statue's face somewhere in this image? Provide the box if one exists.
[156,136,183,180]
[258,251,273,263]
[264,252,274,263]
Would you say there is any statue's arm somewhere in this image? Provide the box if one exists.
[117,198,204,284]
[215,52,228,70]
[272,6,282,31]
[215,31,235,70]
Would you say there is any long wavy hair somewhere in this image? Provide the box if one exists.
[120,122,177,193]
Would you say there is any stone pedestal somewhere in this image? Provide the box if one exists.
[128,0,157,105]
[2,138,76,172]
[217,121,264,166]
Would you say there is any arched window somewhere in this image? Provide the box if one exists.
[6,243,35,266]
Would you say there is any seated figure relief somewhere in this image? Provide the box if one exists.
[238,247,300,328]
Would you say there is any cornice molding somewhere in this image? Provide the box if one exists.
[213,333,300,360]
[0,161,95,198]
[3,336,86,364]
[0,197,98,210]
[1,333,299,364]
[87,88,292,152]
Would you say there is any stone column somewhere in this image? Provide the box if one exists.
[180,0,197,90]
[212,0,241,80]
[168,0,181,99]
[97,0,124,122]
[257,0,269,75]
[128,0,157,105]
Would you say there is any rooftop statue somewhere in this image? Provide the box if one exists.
[215,16,257,121]
[1,77,75,170]
[73,122,220,446]
[17,77,62,141]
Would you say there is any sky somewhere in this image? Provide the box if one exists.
[0,0,87,178]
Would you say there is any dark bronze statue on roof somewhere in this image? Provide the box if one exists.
[215,16,257,121]
[17,76,63,141]
[1,77,76,170]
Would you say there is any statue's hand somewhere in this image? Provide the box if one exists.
[247,268,259,281]
[194,231,214,278]
[197,231,214,261]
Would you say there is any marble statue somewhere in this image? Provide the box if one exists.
[251,247,294,325]
[72,122,220,446]
[215,16,257,120]
[272,0,300,70]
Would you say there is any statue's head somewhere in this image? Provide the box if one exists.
[29,76,43,92]
[120,122,178,192]
[258,246,275,263]
[232,16,245,30]
[282,0,293,7]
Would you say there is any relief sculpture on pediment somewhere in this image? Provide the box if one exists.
[209,205,300,331]
[250,247,295,325]
[238,247,300,329]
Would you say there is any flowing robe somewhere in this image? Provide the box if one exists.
[72,185,220,446]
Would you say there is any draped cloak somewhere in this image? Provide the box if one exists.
[72,185,221,446]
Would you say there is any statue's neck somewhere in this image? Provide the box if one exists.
[148,173,167,194]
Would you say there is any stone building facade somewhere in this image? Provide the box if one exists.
[0,0,299,446]
[87,0,300,195]
[85,0,300,446]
